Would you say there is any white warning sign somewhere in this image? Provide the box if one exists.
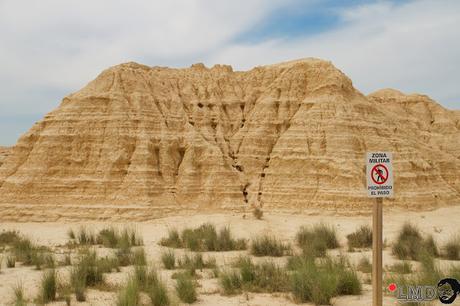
[367,152,393,198]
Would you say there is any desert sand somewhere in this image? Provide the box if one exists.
[1,206,460,305]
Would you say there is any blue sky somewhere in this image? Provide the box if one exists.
[0,0,459,145]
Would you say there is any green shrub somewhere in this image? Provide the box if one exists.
[132,248,147,266]
[117,247,134,266]
[175,272,197,303]
[117,228,143,249]
[443,235,460,260]
[6,255,15,268]
[0,230,20,246]
[76,227,97,245]
[161,250,176,270]
[392,223,438,260]
[39,269,57,303]
[424,235,439,257]
[301,239,328,257]
[386,253,443,306]
[347,225,372,249]
[138,268,170,306]
[250,235,289,257]
[178,253,216,273]
[12,282,27,306]
[146,270,170,306]
[67,228,76,240]
[228,256,289,293]
[356,257,372,273]
[117,278,140,306]
[218,226,247,251]
[160,224,246,252]
[290,255,361,304]
[234,256,255,283]
[219,270,242,295]
[387,261,412,274]
[247,261,289,292]
[160,229,182,248]
[70,250,116,293]
[297,223,339,250]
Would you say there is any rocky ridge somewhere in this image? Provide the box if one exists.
[0,58,458,221]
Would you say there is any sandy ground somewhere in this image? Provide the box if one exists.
[1,206,460,306]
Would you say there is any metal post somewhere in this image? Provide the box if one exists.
[373,197,383,306]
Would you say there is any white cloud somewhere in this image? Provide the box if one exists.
[0,0,459,145]
[209,0,460,109]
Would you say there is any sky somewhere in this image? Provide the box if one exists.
[0,0,459,145]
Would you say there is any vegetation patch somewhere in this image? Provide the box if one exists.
[392,223,439,260]
[221,256,289,295]
[68,226,143,248]
[161,250,176,270]
[12,283,27,306]
[347,225,372,249]
[356,257,372,273]
[250,235,290,257]
[296,223,339,257]
[443,235,460,260]
[387,261,412,274]
[117,278,140,306]
[38,269,57,303]
[160,223,246,252]
[175,272,197,303]
[290,255,361,304]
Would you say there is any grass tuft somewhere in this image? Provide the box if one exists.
[387,261,412,274]
[117,277,140,306]
[392,223,438,260]
[296,223,339,257]
[443,235,460,260]
[290,255,361,304]
[39,269,57,303]
[347,225,372,249]
[250,235,289,257]
[6,256,16,268]
[147,272,170,306]
[356,257,372,273]
[219,270,242,295]
[0,230,21,246]
[160,224,246,252]
[161,250,176,270]
[175,272,197,303]
[224,256,289,293]
[12,282,27,306]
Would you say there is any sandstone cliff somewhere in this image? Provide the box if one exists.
[0,146,10,168]
[0,59,458,221]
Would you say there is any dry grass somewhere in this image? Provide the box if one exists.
[392,223,439,260]
[160,223,246,252]
[250,235,290,257]
[347,225,372,249]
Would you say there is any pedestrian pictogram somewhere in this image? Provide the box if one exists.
[371,164,389,185]
[366,152,393,198]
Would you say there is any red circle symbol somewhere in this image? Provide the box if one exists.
[371,164,388,185]
[388,283,397,292]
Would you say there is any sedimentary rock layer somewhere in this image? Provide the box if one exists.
[0,59,458,220]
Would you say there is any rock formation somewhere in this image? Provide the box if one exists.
[0,58,458,221]
[0,146,10,168]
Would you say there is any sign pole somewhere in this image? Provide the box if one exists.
[372,197,383,306]
[367,152,392,306]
